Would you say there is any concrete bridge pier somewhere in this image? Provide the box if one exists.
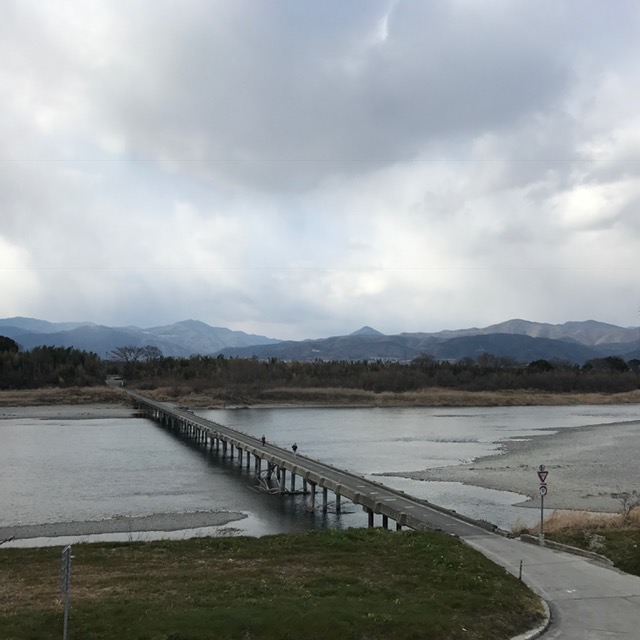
[309,482,316,508]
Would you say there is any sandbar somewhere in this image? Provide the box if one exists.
[0,511,247,541]
[381,419,640,513]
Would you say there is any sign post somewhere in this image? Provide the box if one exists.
[60,545,72,640]
[537,465,548,543]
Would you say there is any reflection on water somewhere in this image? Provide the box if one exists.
[2,403,639,546]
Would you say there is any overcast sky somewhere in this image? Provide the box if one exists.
[1,1,639,340]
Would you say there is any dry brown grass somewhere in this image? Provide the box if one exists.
[0,386,128,406]
[3,384,640,409]
[513,508,640,537]
[133,385,640,408]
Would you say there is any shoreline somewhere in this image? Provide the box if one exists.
[0,510,247,541]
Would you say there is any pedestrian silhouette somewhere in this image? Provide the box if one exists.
[261,435,266,446]
[292,442,298,457]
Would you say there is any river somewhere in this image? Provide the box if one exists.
[1,403,639,547]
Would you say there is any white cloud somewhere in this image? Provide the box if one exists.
[1,0,640,339]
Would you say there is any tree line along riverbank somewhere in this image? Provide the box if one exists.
[2,338,640,399]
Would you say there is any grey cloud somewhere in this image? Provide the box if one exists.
[76,1,589,190]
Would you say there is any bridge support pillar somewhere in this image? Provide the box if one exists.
[279,468,286,493]
[246,452,251,469]
[290,472,296,492]
[310,482,316,508]
[302,479,307,493]
[322,487,328,513]
[256,457,262,474]
[382,515,389,530]
[230,444,234,459]
[335,493,341,513]
[238,448,243,465]
[366,508,374,528]
[222,441,228,458]
[396,521,402,531]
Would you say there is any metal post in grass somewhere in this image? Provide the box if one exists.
[60,545,72,640]
[537,465,549,544]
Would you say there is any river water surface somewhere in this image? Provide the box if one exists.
[2,403,639,547]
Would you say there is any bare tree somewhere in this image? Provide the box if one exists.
[611,491,640,524]
[109,346,147,364]
[142,345,163,361]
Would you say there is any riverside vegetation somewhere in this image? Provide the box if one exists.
[0,529,545,640]
[2,337,640,404]
[517,504,640,577]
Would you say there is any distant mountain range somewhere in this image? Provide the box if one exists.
[1,317,639,365]
[0,318,280,358]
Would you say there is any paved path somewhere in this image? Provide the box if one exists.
[464,533,640,639]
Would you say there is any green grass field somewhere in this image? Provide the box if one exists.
[0,529,544,640]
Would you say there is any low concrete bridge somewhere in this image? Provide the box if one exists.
[129,392,494,537]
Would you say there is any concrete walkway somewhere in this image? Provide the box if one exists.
[464,533,640,639]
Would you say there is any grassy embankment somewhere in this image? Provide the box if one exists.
[516,509,640,576]
[4,384,638,408]
[0,529,544,640]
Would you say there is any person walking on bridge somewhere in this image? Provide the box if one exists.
[292,442,298,457]
[261,435,266,446]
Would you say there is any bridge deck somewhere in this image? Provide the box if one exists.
[129,392,496,538]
